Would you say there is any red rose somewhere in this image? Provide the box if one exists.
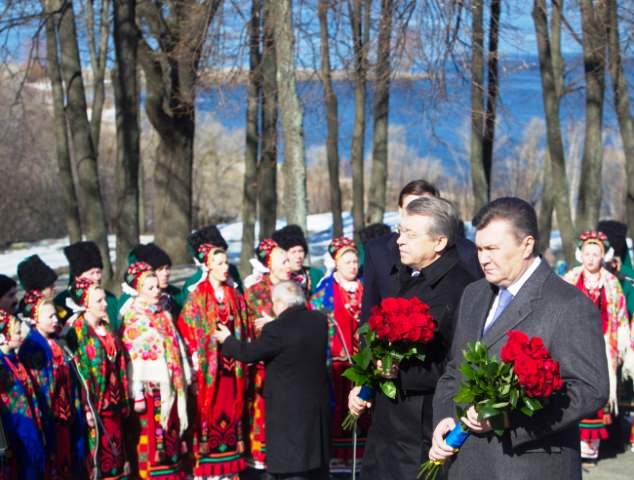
[500,330,529,363]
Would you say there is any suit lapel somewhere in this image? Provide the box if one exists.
[482,261,551,347]
[474,283,496,339]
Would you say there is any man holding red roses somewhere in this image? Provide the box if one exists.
[430,197,609,480]
[349,196,475,479]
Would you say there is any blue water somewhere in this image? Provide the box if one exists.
[197,56,633,174]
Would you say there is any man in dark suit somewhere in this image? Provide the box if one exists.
[214,281,330,480]
[429,197,609,479]
[349,196,475,479]
[361,179,481,323]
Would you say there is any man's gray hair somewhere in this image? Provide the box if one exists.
[405,196,459,248]
[271,280,305,308]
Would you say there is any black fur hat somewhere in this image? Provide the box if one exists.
[359,223,392,244]
[63,241,103,279]
[17,255,58,291]
[597,220,628,260]
[128,243,172,269]
[187,225,228,257]
[272,224,308,253]
[0,274,17,298]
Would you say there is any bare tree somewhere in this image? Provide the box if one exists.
[318,0,343,237]
[112,0,140,284]
[272,0,307,231]
[136,0,222,263]
[576,0,607,231]
[532,0,575,263]
[241,0,261,276]
[606,0,634,231]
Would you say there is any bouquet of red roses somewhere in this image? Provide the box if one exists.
[341,297,436,430]
[418,330,564,479]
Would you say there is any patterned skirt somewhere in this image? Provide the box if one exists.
[246,363,266,470]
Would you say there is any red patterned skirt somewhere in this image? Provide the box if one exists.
[246,363,266,470]
[94,409,128,480]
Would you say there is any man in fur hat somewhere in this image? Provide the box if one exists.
[0,274,18,314]
[16,255,58,315]
[53,241,119,331]
[272,224,323,296]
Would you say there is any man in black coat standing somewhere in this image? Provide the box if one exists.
[214,281,330,480]
[349,196,476,479]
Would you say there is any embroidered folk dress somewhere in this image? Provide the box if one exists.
[310,274,366,469]
[242,275,277,470]
[177,279,247,479]
[70,314,130,479]
[0,349,46,480]
[122,302,190,480]
[564,266,630,458]
[20,329,87,479]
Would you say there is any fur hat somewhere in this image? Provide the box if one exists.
[63,241,103,279]
[0,274,17,298]
[128,243,172,269]
[272,224,308,253]
[597,220,628,261]
[359,223,392,244]
[187,225,228,258]
[17,255,58,291]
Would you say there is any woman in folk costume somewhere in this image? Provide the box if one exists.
[0,309,46,480]
[121,262,190,479]
[563,230,631,463]
[176,244,247,479]
[310,237,366,473]
[66,277,131,479]
[19,291,87,479]
[242,239,292,471]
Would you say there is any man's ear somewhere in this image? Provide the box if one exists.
[523,236,536,259]
[434,236,449,254]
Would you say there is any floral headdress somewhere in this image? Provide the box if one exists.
[0,309,18,346]
[67,276,98,313]
[256,238,281,269]
[328,236,358,260]
[196,243,225,267]
[21,290,48,325]
[575,230,614,264]
[122,261,155,297]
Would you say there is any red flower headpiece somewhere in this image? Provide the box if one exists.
[0,309,17,345]
[196,243,225,266]
[329,236,357,260]
[22,290,48,323]
[70,276,98,308]
[577,230,610,253]
[256,238,281,268]
[125,261,154,291]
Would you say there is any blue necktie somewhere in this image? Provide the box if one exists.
[484,288,514,334]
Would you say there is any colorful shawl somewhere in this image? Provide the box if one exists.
[122,302,189,434]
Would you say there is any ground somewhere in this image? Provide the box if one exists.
[583,448,634,480]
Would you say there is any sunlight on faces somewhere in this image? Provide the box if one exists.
[80,267,103,285]
[36,302,58,337]
[269,248,292,284]
[155,265,171,290]
[139,274,161,306]
[581,243,603,275]
[207,251,230,284]
[336,250,359,282]
[0,286,18,314]
[475,218,535,288]
[86,286,108,321]
[397,213,448,270]
[287,246,306,273]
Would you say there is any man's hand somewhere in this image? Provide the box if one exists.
[214,323,231,344]
[254,313,274,332]
[429,417,458,462]
[348,386,372,416]
[460,406,492,433]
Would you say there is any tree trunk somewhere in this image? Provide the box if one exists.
[577,0,606,231]
[57,0,113,285]
[272,0,307,231]
[606,0,634,232]
[112,0,140,288]
[241,0,262,277]
[349,0,370,243]
[258,0,278,240]
[482,0,500,199]
[318,0,343,237]
[538,150,554,253]
[367,0,393,224]
[532,0,575,264]
[42,0,81,243]
[470,0,487,214]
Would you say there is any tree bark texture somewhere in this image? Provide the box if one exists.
[367,0,393,224]
[258,0,278,240]
[318,0,343,237]
[482,0,500,199]
[606,0,634,232]
[57,0,113,285]
[470,0,488,214]
[272,0,307,231]
[532,0,575,264]
[43,0,81,243]
[241,0,262,277]
[577,0,606,231]
[112,0,140,287]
